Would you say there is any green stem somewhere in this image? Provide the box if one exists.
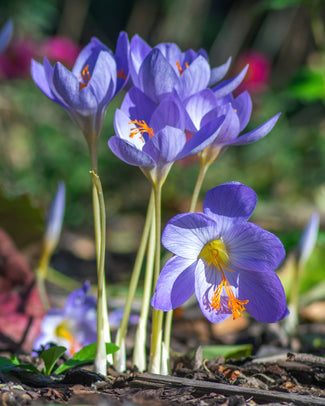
[114,191,154,370]
[92,182,101,260]
[189,161,209,213]
[149,183,164,374]
[133,207,156,371]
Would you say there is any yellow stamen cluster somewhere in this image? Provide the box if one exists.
[129,119,154,143]
[79,64,91,91]
[176,60,189,75]
[199,239,248,319]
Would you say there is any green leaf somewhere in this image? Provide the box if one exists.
[0,356,39,373]
[200,344,253,361]
[41,346,67,375]
[288,69,325,102]
[54,342,119,375]
[0,356,18,372]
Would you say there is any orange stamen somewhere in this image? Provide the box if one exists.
[79,64,91,91]
[176,60,189,75]
[117,68,127,80]
[200,240,249,319]
[129,119,154,143]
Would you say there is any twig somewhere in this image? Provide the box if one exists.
[130,373,325,406]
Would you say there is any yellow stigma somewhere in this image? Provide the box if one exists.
[176,60,189,75]
[55,320,81,356]
[117,68,127,80]
[199,239,248,320]
[79,64,91,91]
[129,119,154,143]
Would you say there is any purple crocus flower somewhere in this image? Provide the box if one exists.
[31,33,129,144]
[108,86,224,185]
[129,34,235,103]
[33,281,97,356]
[183,88,281,164]
[152,182,288,323]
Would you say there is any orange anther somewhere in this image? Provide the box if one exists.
[176,60,189,75]
[200,239,249,319]
[129,120,154,143]
[79,64,91,91]
[117,68,127,80]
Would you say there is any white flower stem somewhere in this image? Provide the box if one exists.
[161,309,173,374]
[114,190,154,370]
[160,160,211,374]
[149,183,164,374]
[91,169,111,373]
[285,262,303,335]
[133,208,156,371]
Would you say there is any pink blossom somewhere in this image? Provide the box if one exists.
[40,36,81,68]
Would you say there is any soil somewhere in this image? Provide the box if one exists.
[1,350,325,405]
[1,321,325,406]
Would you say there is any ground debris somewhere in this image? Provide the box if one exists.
[2,346,325,406]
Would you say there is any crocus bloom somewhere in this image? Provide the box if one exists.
[31,33,129,145]
[33,281,97,356]
[184,86,280,165]
[152,182,288,323]
[0,20,13,54]
[108,86,224,185]
[129,34,234,103]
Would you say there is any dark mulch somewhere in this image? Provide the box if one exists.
[1,351,325,405]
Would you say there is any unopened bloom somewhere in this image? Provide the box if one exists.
[129,35,234,103]
[31,33,129,144]
[0,20,13,54]
[44,182,65,254]
[152,182,288,323]
[296,212,319,268]
[108,86,224,185]
[33,281,97,356]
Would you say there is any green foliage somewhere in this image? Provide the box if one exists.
[288,68,325,102]
[54,342,119,375]
[257,0,303,10]
[0,343,119,376]
[0,356,39,373]
[41,345,66,375]
[190,344,252,361]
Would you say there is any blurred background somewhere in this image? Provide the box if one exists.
[0,0,324,292]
